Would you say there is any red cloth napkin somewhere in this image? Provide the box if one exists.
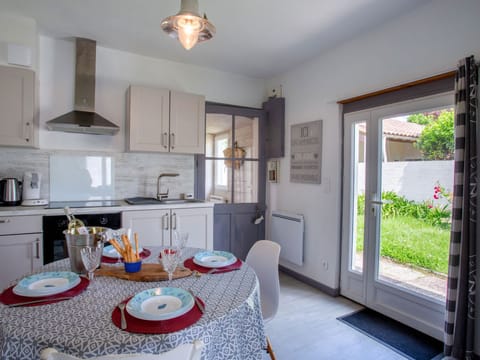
[183,257,243,274]
[0,277,89,307]
[111,296,204,334]
[102,248,151,264]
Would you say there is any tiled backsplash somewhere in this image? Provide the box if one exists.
[0,148,195,201]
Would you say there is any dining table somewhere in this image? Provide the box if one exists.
[0,247,267,360]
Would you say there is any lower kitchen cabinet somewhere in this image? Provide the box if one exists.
[122,206,213,250]
[0,216,43,290]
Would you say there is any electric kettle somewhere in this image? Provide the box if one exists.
[0,178,22,206]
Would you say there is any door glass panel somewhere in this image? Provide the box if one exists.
[233,160,258,203]
[205,113,260,204]
[205,159,231,203]
[234,116,259,158]
[377,107,453,301]
[205,114,232,157]
[352,121,366,273]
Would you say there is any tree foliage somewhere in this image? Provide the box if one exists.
[407,109,454,160]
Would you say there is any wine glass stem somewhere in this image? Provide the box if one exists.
[88,271,94,281]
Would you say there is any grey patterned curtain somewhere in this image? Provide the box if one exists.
[444,56,478,359]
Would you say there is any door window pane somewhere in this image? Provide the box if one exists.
[205,159,230,203]
[205,113,259,204]
[205,114,232,157]
[235,116,259,158]
[352,121,366,273]
[377,107,453,301]
[233,160,258,203]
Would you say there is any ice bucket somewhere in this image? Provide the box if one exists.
[63,227,110,274]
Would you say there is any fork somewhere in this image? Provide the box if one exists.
[118,303,127,329]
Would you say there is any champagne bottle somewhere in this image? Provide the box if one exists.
[64,207,88,235]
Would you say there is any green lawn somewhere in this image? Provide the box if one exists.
[356,215,450,274]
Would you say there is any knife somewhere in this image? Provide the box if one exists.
[188,290,205,314]
[207,267,240,274]
[6,296,74,307]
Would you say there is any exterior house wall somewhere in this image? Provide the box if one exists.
[386,140,422,162]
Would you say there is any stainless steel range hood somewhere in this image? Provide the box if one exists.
[46,38,119,135]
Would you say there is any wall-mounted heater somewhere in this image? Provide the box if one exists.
[271,210,304,266]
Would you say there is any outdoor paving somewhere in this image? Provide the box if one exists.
[355,253,447,301]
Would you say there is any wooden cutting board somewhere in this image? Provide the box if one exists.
[96,264,192,282]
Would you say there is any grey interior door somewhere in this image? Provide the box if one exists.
[197,103,266,260]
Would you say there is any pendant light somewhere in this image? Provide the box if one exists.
[161,0,216,50]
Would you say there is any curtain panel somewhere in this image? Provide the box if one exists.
[444,56,478,360]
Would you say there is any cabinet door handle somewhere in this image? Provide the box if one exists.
[163,213,169,230]
[170,133,175,150]
[0,219,10,224]
[163,132,168,149]
[172,213,177,230]
[35,238,40,259]
[24,122,31,143]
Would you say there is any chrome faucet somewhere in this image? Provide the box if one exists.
[157,173,179,200]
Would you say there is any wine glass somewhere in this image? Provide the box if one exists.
[173,231,189,259]
[81,243,103,281]
[160,246,179,286]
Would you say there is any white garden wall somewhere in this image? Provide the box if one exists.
[357,161,454,204]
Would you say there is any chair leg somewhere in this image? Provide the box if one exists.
[266,336,276,360]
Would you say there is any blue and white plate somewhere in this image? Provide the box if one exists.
[126,287,194,321]
[12,271,81,297]
[193,250,237,268]
[103,244,143,258]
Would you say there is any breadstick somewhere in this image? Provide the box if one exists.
[109,239,125,259]
[134,233,140,261]
[121,235,133,262]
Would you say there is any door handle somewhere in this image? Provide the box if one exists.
[370,200,393,205]
[170,133,175,150]
[172,213,177,230]
[370,199,392,216]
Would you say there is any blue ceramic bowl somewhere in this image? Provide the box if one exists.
[124,260,142,273]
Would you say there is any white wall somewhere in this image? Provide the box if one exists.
[38,35,266,152]
[266,0,480,290]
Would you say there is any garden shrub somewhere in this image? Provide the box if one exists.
[357,191,451,228]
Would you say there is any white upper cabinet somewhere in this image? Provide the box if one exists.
[0,65,36,147]
[127,85,205,154]
[169,90,205,154]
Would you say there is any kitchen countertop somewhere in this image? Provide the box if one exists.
[0,200,214,217]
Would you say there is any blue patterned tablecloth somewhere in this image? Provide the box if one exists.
[0,247,266,360]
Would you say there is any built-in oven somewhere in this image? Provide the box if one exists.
[42,211,121,265]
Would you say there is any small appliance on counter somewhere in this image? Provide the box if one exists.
[21,172,48,206]
[0,177,22,206]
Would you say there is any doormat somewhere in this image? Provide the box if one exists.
[337,308,443,360]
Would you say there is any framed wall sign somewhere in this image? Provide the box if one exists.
[290,120,322,184]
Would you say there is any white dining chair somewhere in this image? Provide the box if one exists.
[245,240,281,360]
[40,340,204,360]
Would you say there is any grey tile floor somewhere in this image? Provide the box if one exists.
[263,273,407,359]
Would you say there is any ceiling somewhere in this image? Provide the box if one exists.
[0,0,431,79]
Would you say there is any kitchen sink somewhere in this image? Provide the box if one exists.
[125,197,204,205]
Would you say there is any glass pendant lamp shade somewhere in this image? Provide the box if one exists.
[161,0,215,50]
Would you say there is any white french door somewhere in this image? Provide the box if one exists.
[340,93,454,340]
